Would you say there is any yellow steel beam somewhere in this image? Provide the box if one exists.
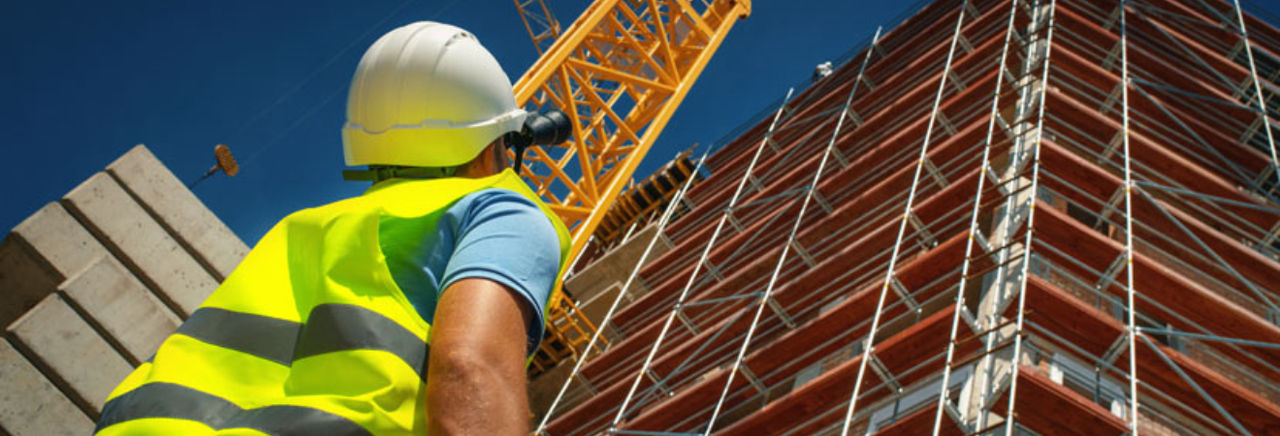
[513,0,563,55]
[514,0,749,259]
[513,0,749,370]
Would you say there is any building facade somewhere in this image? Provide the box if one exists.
[534,0,1280,434]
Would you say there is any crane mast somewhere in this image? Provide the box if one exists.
[512,0,750,372]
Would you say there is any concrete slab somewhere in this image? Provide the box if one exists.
[565,224,669,304]
[528,356,586,423]
[106,145,248,280]
[10,202,108,280]
[0,238,60,328]
[7,293,132,415]
[576,282,633,340]
[59,255,181,363]
[0,339,94,436]
[62,172,218,316]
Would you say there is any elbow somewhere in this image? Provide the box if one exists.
[427,340,526,403]
[426,345,529,434]
[430,345,510,382]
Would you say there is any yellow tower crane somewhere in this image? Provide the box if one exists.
[510,0,751,373]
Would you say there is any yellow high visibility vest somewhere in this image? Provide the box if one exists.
[96,169,571,436]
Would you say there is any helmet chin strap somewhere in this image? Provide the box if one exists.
[511,143,527,173]
[341,165,457,182]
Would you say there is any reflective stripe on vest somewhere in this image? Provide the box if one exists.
[97,169,571,435]
[98,383,372,436]
[174,304,429,376]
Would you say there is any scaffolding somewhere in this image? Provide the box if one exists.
[533,0,1280,434]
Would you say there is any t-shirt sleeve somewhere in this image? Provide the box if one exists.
[438,188,561,355]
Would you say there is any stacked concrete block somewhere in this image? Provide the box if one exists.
[8,294,133,414]
[12,202,108,281]
[0,341,94,435]
[0,238,61,328]
[107,145,248,280]
[0,144,247,435]
[62,172,219,317]
[0,202,106,328]
[59,255,180,363]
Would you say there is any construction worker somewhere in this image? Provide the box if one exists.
[95,22,571,435]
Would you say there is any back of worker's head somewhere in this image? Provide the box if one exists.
[342,21,525,169]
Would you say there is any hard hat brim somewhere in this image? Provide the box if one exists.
[343,109,527,168]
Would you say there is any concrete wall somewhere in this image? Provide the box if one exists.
[0,145,246,435]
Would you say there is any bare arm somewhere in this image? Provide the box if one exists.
[427,277,532,435]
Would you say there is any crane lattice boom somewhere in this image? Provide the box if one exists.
[512,0,750,372]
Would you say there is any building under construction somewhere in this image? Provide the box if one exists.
[532,0,1280,434]
[2,0,1280,434]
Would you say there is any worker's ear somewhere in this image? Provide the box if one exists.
[490,138,511,171]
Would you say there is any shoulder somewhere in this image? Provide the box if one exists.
[456,188,542,213]
[453,188,552,225]
[447,188,560,255]
[439,187,562,312]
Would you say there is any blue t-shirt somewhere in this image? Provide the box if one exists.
[380,188,561,354]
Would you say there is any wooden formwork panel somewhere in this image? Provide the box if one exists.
[1034,201,1280,379]
[1038,139,1280,301]
[615,232,975,434]
[576,164,983,397]
[990,365,1128,436]
[713,307,976,436]
[1012,276,1280,434]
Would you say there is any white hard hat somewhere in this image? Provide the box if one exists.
[342,21,527,168]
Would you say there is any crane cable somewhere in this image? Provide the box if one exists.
[210,0,463,176]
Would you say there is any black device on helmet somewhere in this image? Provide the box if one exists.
[505,110,572,170]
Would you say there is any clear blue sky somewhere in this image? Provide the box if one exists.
[3,0,1277,245]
